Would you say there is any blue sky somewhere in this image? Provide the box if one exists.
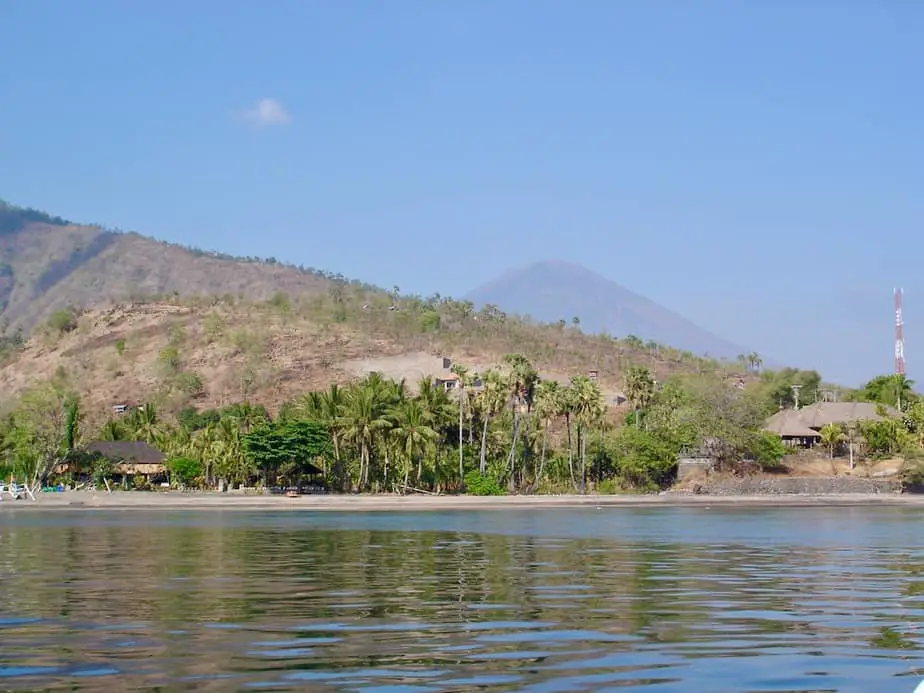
[1,1,922,386]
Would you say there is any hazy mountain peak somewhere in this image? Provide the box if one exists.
[465,260,751,358]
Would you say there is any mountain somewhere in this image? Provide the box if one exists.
[0,200,343,333]
[464,260,752,359]
[0,202,768,421]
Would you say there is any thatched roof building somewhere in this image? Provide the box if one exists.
[763,410,822,439]
[85,441,166,476]
[764,401,900,447]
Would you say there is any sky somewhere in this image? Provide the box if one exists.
[1,1,922,386]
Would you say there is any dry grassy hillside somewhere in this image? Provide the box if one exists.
[0,203,341,332]
[0,291,752,430]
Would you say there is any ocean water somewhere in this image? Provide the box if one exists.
[2,505,924,691]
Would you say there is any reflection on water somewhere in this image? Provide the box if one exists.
[2,507,924,691]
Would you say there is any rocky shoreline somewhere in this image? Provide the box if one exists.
[682,476,901,496]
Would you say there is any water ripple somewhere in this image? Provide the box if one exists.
[2,507,924,691]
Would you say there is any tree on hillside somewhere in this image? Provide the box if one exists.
[623,366,656,429]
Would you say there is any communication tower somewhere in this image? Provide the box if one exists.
[895,288,906,375]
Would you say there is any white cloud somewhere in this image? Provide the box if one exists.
[241,98,291,126]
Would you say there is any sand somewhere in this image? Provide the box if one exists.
[2,490,923,512]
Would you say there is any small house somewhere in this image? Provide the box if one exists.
[434,373,460,391]
[85,440,167,484]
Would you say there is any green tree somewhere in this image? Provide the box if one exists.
[531,379,561,492]
[337,376,392,489]
[3,384,78,484]
[389,398,438,488]
[570,375,605,493]
[243,420,333,485]
[450,363,470,484]
[623,366,655,429]
[167,456,202,487]
[818,422,845,459]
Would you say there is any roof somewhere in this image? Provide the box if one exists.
[795,401,898,428]
[301,461,323,475]
[764,401,898,435]
[435,373,459,381]
[764,410,822,438]
[85,441,165,465]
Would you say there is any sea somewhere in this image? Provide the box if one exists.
[2,505,924,691]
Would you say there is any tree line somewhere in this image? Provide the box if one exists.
[0,353,795,494]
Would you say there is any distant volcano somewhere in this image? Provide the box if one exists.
[465,260,753,359]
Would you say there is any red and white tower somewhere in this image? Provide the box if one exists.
[895,288,906,375]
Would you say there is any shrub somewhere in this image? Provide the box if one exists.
[158,345,181,374]
[230,330,266,357]
[114,338,126,355]
[167,457,201,487]
[418,311,441,333]
[175,370,204,396]
[47,308,77,333]
[167,324,186,347]
[900,448,924,492]
[269,292,291,314]
[463,470,505,496]
[91,457,113,487]
[750,431,788,471]
[203,313,224,343]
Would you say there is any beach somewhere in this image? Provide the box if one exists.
[2,489,923,511]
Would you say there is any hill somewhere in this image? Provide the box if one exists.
[465,260,754,360]
[0,200,351,333]
[0,290,757,430]
[0,200,761,426]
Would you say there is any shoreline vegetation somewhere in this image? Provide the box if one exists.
[3,338,923,500]
[2,489,921,511]
[0,202,921,496]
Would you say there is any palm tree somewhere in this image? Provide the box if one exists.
[890,374,915,411]
[415,376,454,490]
[531,379,560,493]
[818,422,845,459]
[338,383,391,490]
[477,370,507,475]
[571,375,605,494]
[99,418,125,441]
[128,403,162,444]
[502,353,538,491]
[556,384,578,490]
[389,399,438,488]
[623,366,655,429]
[319,384,346,486]
[450,363,469,484]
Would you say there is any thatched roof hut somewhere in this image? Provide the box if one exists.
[764,410,822,439]
[793,402,898,428]
[85,441,166,476]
